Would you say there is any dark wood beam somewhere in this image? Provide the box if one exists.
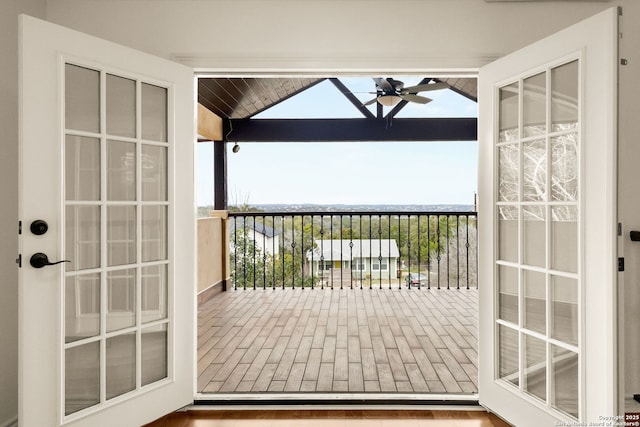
[328,78,375,119]
[214,124,228,210]
[227,118,477,142]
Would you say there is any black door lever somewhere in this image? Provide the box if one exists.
[30,253,71,269]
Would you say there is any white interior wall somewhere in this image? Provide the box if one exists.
[45,0,611,71]
[0,2,46,425]
[2,0,639,424]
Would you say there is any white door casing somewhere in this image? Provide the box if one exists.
[478,7,617,426]
[19,15,195,427]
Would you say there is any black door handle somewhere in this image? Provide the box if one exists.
[30,253,71,269]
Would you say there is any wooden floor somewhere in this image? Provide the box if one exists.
[145,409,512,426]
[197,287,478,394]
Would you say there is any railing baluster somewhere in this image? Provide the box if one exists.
[397,215,401,290]
[349,215,353,290]
[320,216,324,290]
[360,215,363,290]
[339,215,343,290]
[368,215,372,290]
[330,216,334,290]
[262,215,266,290]
[436,215,441,290]
[407,215,411,290]
[456,215,460,290]
[252,216,257,290]
[233,216,238,290]
[446,215,450,290]
[388,215,392,290]
[282,216,285,290]
[311,216,315,290]
[378,215,382,290]
[272,215,276,290]
[417,215,421,290]
[427,215,431,290]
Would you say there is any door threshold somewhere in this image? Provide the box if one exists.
[193,392,480,409]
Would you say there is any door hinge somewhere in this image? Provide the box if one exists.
[18,220,22,235]
[619,257,625,272]
[618,223,623,236]
[16,254,22,268]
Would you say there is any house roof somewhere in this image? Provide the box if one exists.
[309,239,399,261]
[229,219,281,238]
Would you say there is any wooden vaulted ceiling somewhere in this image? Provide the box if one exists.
[197,77,478,143]
[198,78,326,120]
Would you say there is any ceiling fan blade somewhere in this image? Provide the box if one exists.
[401,82,449,93]
[363,97,378,106]
[374,77,395,93]
[399,94,432,104]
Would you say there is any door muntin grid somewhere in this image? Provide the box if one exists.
[63,62,171,419]
[495,59,581,420]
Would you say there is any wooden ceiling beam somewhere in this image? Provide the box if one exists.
[198,103,223,141]
[329,78,375,119]
[226,118,477,143]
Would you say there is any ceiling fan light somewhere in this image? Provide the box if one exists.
[377,95,401,106]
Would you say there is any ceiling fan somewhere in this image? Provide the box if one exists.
[364,78,449,107]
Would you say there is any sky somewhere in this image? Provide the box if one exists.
[197,77,478,207]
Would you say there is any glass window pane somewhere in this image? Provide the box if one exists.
[552,346,579,418]
[142,145,167,201]
[499,265,518,324]
[498,325,519,387]
[523,139,546,202]
[523,206,545,267]
[107,206,136,266]
[142,323,168,386]
[65,274,100,343]
[107,268,136,332]
[498,144,519,202]
[551,133,578,202]
[142,264,168,323]
[524,334,546,402]
[552,275,578,346]
[142,206,167,262]
[551,60,579,132]
[106,333,136,399]
[106,74,136,138]
[65,342,100,415]
[523,72,546,137]
[499,82,519,142]
[523,270,545,334]
[551,206,577,273]
[107,140,136,201]
[498,206,518,263]
[142,83,167,142]
[66,205,100,272]
[65,135,100,201]
[65,64,100,133]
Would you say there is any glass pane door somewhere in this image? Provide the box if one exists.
[495,59,580,419]
[64,63,171,417]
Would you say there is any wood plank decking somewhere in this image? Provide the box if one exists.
[197,287,478,395]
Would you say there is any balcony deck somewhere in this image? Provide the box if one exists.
[197,286,478,395]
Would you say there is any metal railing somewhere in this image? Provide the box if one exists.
[228,211,478,291]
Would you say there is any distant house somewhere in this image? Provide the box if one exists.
[308,239,400,280]
[229,219,281,256]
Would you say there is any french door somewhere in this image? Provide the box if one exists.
[478,7,618,426]
[19,15,195,426]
